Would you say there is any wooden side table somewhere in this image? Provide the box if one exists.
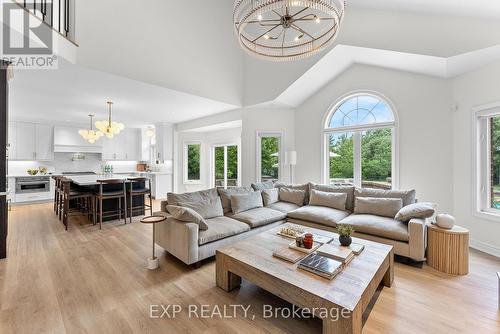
[140,215,167,270]
[427,224,469,275]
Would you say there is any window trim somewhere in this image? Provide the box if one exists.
[210,142,241,189]
[321,90,399,189]
[183,141,202,185]
[256,131,285,183]
[473,101,500,221]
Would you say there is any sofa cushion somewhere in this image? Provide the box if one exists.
[217,187,253,214]
[287,205,350,227]
[167,188,218,206]
[275,182,310,205]
[309,184,355,211]
[231,191,263,214]
[198,216,251,245]
[354,197,402,218]
[340,214,409,242]
[178,196,224,219]
[231,207,286,228]
[262,188,279,206]
[354,187,416,207]
[395,202,435,222]
[279,187,306,206]
[266,201,300,214]
[166,205,208,230]
[309,189,347,211]
[251,181,275,191]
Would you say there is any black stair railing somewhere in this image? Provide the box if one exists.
[15,0,75,42]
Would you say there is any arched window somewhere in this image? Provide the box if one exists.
[323,93,397,189]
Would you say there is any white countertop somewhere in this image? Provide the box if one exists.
[66,174,137,186]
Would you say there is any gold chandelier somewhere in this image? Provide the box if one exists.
[79,114,103,144]
[233,0,344,61]
[95,101,125,139]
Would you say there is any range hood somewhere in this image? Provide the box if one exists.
[53,126,103,153]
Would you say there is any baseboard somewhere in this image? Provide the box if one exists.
[470,239,500,258]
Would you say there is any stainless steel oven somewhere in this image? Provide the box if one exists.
[15,177,50,194]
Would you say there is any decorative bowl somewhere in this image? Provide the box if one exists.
[27,168,39,176]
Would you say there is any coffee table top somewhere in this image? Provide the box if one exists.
[217,225,393,311]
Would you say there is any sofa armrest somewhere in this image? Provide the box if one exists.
[408,218,428,261]
[154,217,200,265]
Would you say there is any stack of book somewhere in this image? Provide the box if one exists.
[297,253,343,280]
[316,244,355,265]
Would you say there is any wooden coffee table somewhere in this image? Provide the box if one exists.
[216,225,394,334]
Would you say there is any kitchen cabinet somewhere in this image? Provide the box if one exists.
[155,123,174,162]
[15,122,36,160]
[149,173,172,200]
[10,122,54,160]
[53,125,102,153]
[35,124,53,160]
[102,129,141,161]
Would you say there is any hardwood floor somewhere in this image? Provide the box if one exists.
[1,202,499,334]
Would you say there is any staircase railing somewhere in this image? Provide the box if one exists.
[14,0,76,44]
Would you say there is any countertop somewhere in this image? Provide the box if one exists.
[66,174,136,186]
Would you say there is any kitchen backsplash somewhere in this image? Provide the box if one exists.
[8,153,140,175]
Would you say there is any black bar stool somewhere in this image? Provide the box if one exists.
[126,177,153,223]
[52,175,61,215]
[95,179,127,229]
[60,178,94,231]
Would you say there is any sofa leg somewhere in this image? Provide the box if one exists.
[192,261,202,269]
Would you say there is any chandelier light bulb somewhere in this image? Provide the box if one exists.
[95,101,125,139]
[78,115,103,144]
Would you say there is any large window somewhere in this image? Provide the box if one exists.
[256,132,283,182]
[213,144,239,189]
[184,142,201,183]
[323,93,397,189]
[476,105,500,217]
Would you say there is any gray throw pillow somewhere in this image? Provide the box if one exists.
[279,187,306,206]
[166,205,208,230]
[354,188,416,207]
[178,196,224,219]
[262,188,279,206]
[395,202,436,222]
[309,183,355,211]
[231,191,263,214]
[309,189,347,211]
[275,182,309,205]
[251,181,275,191]
[167,188,218,206]
[217,187,253,214]
[354,197,403,218]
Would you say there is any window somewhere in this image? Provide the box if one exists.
[212,144,239,189]
[256,132,283,182]
[184,142,201,183]
[475,104,500,218]
[323,93,397,189]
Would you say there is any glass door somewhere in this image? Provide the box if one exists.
[213,145,239,189]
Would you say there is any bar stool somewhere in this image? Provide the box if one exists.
[60,178,95,231]
[95,179,127,230]
[126,177,153,223]
[52,175,61,215]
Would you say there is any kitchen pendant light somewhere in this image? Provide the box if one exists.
[79,114,103,144]
[95,101,125,139]
[233,0,344,61]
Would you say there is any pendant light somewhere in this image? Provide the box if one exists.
[95,101,125,139]
[78,114,103,144]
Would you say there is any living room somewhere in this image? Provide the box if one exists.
[0,1,499,333]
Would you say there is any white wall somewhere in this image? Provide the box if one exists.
[452,60,500,256]
[295,64,454,213]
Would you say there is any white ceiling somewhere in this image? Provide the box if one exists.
[9,59,238,127]
[349,0,500,20]
[182,120,243,133]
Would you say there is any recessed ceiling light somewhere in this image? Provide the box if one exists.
[315,16,321,23]
[264,34,270,39]
[257,14,263,21]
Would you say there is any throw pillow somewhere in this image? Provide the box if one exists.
[354,197,403,218]
[166,205,208,230]
[251,181,275,191]
[275,182,310,205]
[309,189,347,210]
[354,188,416,207]
[167,188,218,206]
[310,183,355,211]
[395,202,436,222]
[217,187,253,214]
[279,187,306,206]
[177,196,224,219]
[262,188,279,206]
[231,191,263,214]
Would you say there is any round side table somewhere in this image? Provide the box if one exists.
[140,215,167,270]
[427,224,469,275]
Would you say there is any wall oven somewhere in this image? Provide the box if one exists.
[15,177,50,194]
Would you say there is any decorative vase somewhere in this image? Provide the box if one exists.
[436,214,455,229]
[303,233,313,249]
[339,235,352,247]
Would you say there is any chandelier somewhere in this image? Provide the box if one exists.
[79,114,103,144]
[233,0,345,61]
[95,101,125,139]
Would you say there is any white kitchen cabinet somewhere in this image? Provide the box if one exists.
[102,129,141,161]
[150,173,172,200]
[15,122,36,160]
[53,126,102,153]
[35,124,54,160]
[155,123,174,162]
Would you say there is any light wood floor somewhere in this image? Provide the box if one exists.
[1,202,499,334]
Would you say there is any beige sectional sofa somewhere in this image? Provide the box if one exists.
[155,183,430,266]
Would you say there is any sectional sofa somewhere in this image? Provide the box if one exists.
[155,182,431,266]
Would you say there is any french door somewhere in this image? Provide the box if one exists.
[212,144,239,189]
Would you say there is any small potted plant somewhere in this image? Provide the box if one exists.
[337,224,354,246]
